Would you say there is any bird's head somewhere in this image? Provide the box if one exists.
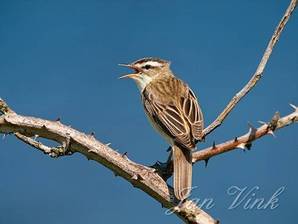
[119,57,171,91]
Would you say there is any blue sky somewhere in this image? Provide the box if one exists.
[0,1,297,223]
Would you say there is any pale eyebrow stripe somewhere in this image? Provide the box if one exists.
[140,61,162,67]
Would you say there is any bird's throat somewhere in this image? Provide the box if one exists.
[134,74,153,92]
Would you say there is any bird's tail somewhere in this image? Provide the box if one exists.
[172,145,192,201]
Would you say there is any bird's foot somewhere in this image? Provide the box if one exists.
[150,160,173,181]
[150,149,173,181]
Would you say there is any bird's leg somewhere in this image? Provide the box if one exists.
[150,146,173,181]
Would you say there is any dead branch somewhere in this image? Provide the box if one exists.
[0,98,218,224]
[202,0,297,137]
[193,105,298,163]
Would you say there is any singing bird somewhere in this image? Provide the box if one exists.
[119,57,204,200]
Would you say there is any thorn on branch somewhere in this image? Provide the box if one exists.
[137,174,144,180]
[248,122,257,133]
[147,167,156,173]
[42,125,47,130]
[248,122,257,141]
[258,120,267,125]
[204,158,210,167]
[89,132,96,138]
[55,117,61,122]
[122,151,128,159]
[234,137,238,142]
[130,173,141,182]
[237,142,252,151]
[289,103,298,112]
[237,143,246,150]
[2,116,7,123]
[246,143,252,150]
[88,148,98,154]
[268,130,276,137]
[151,161,161,171]
[212,141,216,149]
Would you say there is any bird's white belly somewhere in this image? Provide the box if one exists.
[143,108,174,146]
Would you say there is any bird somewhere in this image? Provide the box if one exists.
[119,57,204,201]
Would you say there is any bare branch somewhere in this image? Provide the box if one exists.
[193,105,298,163]
[0,98,15,115]
[0,98,218,224]
[14,132,71,158]
[203,0,297,137]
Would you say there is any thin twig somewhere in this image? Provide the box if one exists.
[14,132,69,158]
[193,105,298,163]
[203,0,297,137]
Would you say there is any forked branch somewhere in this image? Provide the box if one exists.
[0,98,218,224]
[202,0,297,137]
[193,105,298,163]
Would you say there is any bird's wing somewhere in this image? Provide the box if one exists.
[142,78,203,148]
[181,88,204,141]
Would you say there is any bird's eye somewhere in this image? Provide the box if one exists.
[142,64,152,70]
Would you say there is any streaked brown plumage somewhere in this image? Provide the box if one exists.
[120,57,204,200]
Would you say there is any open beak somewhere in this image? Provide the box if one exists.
[118,63,140,79]
[118,73,140,79]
